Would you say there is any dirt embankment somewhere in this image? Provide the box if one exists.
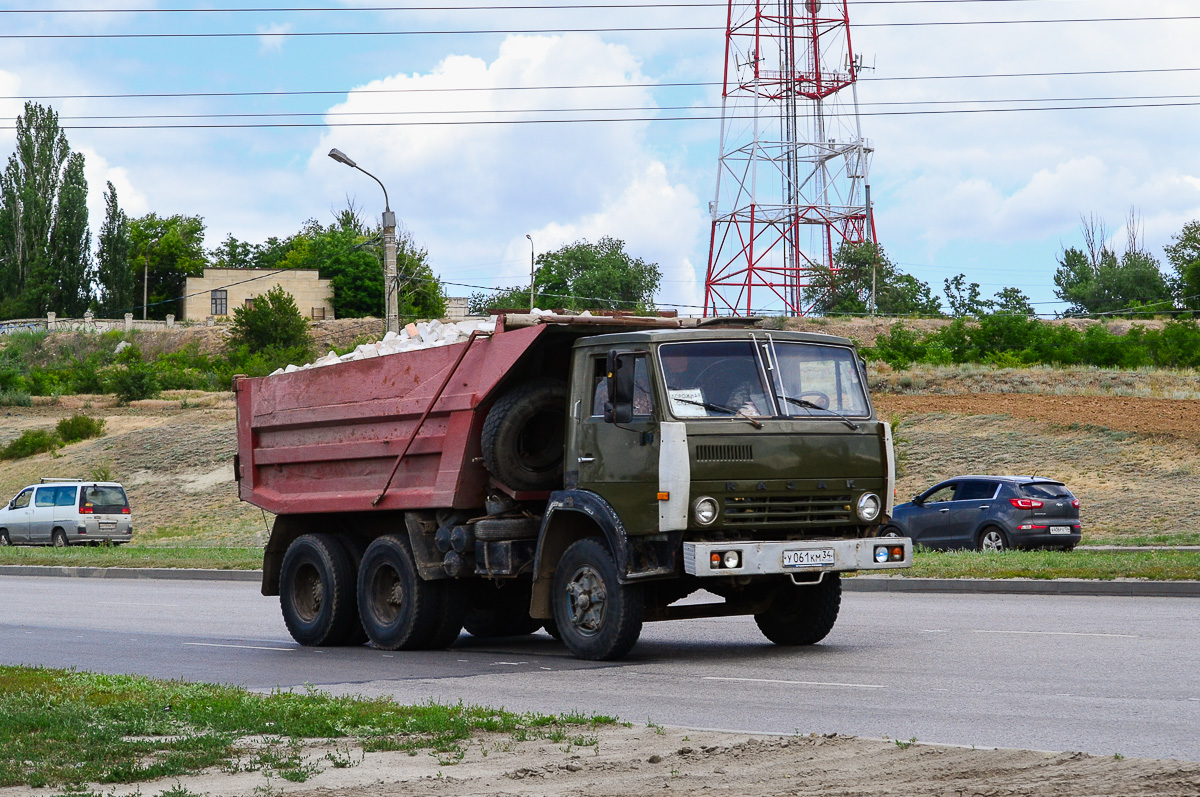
[876,393,1200,444]
[48,726,1200,797]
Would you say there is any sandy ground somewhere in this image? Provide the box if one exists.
[10,726,1197,797]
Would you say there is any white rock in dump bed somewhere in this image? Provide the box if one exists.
[273,317,502,374]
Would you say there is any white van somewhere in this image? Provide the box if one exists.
[0,479,132,547]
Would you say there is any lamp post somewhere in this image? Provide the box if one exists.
[328,148,398,334]
[526,234,535,310]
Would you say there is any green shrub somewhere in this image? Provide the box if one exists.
[56,414,106,443]
[0,389,32,407]
[228,284,313,355]
[111,344,160,403]
[1,429,61,459]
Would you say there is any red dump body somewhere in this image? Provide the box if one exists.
[234,323,553,515]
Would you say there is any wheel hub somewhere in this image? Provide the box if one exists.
[565,566,607,637]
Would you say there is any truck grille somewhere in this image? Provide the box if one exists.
[695,444,753,462]
[723,495,853,526]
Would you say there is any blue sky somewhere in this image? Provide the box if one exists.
[2,0,1199,316]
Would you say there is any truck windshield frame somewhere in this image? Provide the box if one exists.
[658,338,870,421]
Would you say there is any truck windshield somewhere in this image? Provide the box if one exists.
[659,340,774,418]
[768,341,870,419]
[659,339,870,420]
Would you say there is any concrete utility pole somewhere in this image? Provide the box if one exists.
[526,234,535,310]
[328,148,399,334]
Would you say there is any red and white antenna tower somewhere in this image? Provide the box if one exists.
[703,0,876,316]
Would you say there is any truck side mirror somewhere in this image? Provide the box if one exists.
[604,350,635,424]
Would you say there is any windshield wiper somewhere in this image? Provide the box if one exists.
[779,396,859,430]
[671,397,763,429]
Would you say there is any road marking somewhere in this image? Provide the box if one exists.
[921,629,947,633]
[703,676,885,689]
[972,630,1137,638]
[183,642,294,652]
[96,601,178,608]
[491,661,528,666]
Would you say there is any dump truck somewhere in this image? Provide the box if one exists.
[234,313,911,660]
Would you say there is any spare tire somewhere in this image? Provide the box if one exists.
[474,517,540,541]
[481,379,567,491]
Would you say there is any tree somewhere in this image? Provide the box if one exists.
[228,284,312,353]
[0,102,93,319]
[1164,220,1200,311]
[279,209,446,320]
[96,182,134,317]
[992,287,1034,316]
[129,213,207,320]
[943,274,989,317]
[1054,212,1173,315]
[806,242,942,316]
[209,233,261,269]
[472,237,660,313]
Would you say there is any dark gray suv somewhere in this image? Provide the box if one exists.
[883,476,1081,552]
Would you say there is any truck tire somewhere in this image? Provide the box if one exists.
[553,538,644,660]
[464,580,543,637]
[481,379,567,492]
[754,573,842,646]
[279,533,360,646]
[357,535,441,650]
[426,581,469,649]
[473,517,540,541]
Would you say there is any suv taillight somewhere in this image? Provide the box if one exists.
[1071,499,1080,508]
[80,505,94,514]
[121,507,131,514]
[1009,498,1043,509]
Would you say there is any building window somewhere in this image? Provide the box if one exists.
[244,297,256,309]
[210,290,227,316]
[311,307,326,320]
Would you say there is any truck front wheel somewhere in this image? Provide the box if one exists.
[754,573,842,646]
[279,533,359,646]
[357,535,441,650]
[553,538,644,661]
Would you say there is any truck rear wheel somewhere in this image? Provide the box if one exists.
[280,533,360,647]
[553,538,643,661]
[357,535,441,650]
[481,379,567,491]
[427,581,469,649]
[464,580,543,637]
[754,574,842,646]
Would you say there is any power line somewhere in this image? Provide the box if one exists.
[46,92,1200,123]
[7,67,1199,105]
[2,15,1200,38]
[0,1,1169,13]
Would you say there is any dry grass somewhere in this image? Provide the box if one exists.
[869,362,1200,399]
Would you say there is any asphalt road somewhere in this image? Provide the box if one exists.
[3,575,1198,761]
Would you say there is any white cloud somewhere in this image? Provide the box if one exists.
[308,34,706,308]
[258,23,293,55]
[78,146,149,230]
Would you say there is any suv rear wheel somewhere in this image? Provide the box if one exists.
[52,529,68,548]
[978,527,1008,552]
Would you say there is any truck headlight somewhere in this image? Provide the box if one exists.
[857,493,881,522]
[693,496,719,526]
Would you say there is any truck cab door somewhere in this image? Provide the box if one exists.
[571,351,660,534]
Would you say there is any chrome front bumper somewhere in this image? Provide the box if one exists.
[682,537,912,576]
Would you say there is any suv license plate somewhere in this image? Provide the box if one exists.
[1049,526,1072,535]
[782,549,835,568]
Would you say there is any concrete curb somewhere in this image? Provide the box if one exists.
[844,576,1200,598]
[2,565,1199,597]
[0,565,260,582]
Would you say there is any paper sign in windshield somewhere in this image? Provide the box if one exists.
[669,388,708,417]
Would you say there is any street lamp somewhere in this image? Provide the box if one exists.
[525,234,535,310]
[328,148,398,334]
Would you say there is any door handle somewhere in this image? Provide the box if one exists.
[939,508,950,513]
[979,505,989,510]
[578,456,595,463]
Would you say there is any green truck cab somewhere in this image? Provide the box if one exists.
[528,326,910,658]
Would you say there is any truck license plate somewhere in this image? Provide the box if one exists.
[782,549,835,568]
[1049,526,1071,535]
